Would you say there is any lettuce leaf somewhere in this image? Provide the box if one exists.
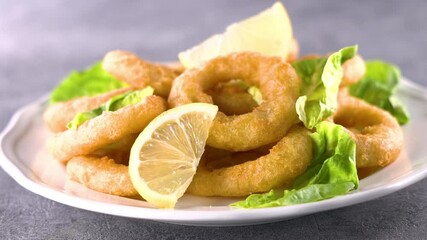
[67,87,154,130]
[349,61,409,125]
[292,46,357,129]
[231,121,358,208]
[248,86,263,105]
[49,62,127,104]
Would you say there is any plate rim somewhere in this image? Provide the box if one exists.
[1,78,427,226]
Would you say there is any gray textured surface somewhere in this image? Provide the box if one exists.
[1,0,426,239]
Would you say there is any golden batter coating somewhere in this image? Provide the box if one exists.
[43,88,131,133]
[334,95,403,167]
[67,156,137,197]
[48,95,167,163]
[187,125,312,197]
[102,50,180,97]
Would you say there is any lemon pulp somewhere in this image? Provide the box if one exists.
[129,103,218,208]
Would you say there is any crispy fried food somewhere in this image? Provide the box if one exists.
[187,125,312,197]
[341,54,366,87]
[43,88,132,132]
[48,95,167,163]
[168,52,301,151]
[333,94,403,167]
[67,156,138,197]
[102,50,180,97]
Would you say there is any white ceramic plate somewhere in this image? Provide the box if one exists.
[1,79,427,226]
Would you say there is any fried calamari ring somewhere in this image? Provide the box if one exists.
[168,52,301,151]
[67,156,137,197]
[333,95,403,168]
[43,88,132,133]
[48,95,167,162]
[341,54,366,87]
[102,50,180,97]
[187,125,312,197]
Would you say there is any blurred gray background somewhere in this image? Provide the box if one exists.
[1,0,426,239]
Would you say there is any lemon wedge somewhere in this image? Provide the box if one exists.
[178,2,293,69]
[129,103,218,208]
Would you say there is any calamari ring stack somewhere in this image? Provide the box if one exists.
[168,52,301,151]
[187,125,312,197]
[67,156,137,197]
[333,94,403,168]
[48,95,167,162]
[102,50,181,97]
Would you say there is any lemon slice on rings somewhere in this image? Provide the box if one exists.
[129,103,218,208]
[178,2,293,69]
